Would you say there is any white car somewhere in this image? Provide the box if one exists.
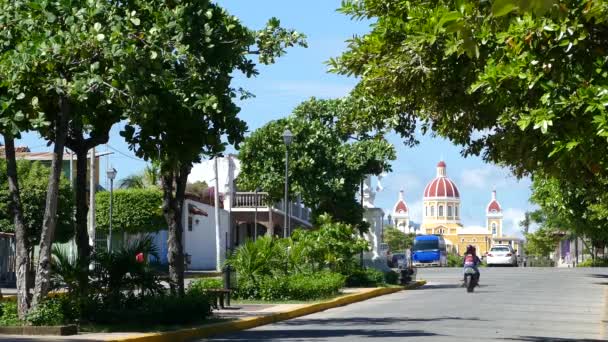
[486,245,518,266]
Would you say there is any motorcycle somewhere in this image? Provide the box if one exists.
[463,267,478,293]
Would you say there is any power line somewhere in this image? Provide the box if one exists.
[106,144,146,163]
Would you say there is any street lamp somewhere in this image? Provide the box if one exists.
[283,129,293,238]
[254,187,261,240]
[106,167,117,253]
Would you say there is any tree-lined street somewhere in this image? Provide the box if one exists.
[204,268,608,341]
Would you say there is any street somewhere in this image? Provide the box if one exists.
[203,267,608,341]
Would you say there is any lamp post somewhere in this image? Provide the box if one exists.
[254,187,261,240]
[106,167,117,253]
[283,129,293,238]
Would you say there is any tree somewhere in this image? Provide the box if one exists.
[119,1,306,296]
[95,188,164,234]
[237,98,396,229]
[0,0,146,308]
[382,226,414,252]
[0,160,74,244]
[119,165,161,189]
[185,181,208,197]
[330,0,608,238]
[525,227,559,258]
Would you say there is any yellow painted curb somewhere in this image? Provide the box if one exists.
[105,280,426,342]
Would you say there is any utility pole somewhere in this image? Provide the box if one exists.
[89,147,96,254]
[214,157,222,271]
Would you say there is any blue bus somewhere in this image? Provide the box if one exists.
[411,235,447,267]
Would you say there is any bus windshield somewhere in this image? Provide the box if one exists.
[412,240,439,251]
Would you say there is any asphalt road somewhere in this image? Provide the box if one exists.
[203,267,608,341]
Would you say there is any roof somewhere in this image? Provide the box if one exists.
[393,190,408,214]
[486,190,502,213]
[424,161,460,198]
[424,177,460,198]
[188,204,208,216]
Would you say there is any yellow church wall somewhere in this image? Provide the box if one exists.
[457,234,492,256]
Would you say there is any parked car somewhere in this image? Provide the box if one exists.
[389,253,407,269]
[486,245,518,266]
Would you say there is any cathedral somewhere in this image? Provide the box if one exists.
[392,160,520,256]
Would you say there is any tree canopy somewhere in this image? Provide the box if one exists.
[237,97,396,228]
[330,0,608,240]
[0,159,74,244]
[382,226,414,253]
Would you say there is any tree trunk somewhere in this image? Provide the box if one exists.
[32,96,70,308]
[161,163,190,297]
[73,147,90,293]
[2,134,30,318]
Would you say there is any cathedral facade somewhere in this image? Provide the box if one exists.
[392,161,510,255]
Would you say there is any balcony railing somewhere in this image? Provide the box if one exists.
[233,192,312,223]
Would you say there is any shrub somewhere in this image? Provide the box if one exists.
[0,302,21,326]
[188,277,223,295]
[578,258,608,267]
[345,268,384,287]
[448,253,462,267]
[235,272,345,301]
[80,292,212,326]
[286,272,345,300]
[26,298,65,326]
[384,271,399,285]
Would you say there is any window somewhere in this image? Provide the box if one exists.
[188,216,193,231]
[455,206,459,217]
[431,206,435,216]
[448,205,453,217]
[438,205,444,217]
[461,238,465,243]
[425,206,428,216]
[472,238,477,242]
[491,222,497,235]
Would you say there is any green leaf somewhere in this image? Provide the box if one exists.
[492,0,518,17]
[96,33,105,41]
[130,17,140,26]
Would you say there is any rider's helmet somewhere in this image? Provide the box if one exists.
[466,245,476,255]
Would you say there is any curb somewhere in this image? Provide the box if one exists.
[105,280,426,342]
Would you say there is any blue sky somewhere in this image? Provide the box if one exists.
[12,0,536,236]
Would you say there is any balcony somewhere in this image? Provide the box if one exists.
[232,192,312,224]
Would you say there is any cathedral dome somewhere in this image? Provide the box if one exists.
[487,190,502,213]
[393,190,408,214]
[423,161,460,198]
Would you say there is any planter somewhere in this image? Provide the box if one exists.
[0,325,77,336]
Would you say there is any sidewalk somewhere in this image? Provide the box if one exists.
[0,283,425,341]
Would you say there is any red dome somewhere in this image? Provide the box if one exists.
[437,160,446,167]
[424,177,460,198]
[487,190,501,213]
[487,200,501,212]
[395,201,408,213]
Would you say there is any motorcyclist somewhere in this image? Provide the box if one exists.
[462,245,481,285]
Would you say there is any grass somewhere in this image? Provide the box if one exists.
[230,292,345,305]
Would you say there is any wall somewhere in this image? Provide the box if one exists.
[183,200,230,271]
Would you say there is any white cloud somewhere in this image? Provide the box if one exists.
[382,172,423,193]
[407,200,424,223]
[502,208,526,237]
[459,166,516,190]
[460,167,493,189]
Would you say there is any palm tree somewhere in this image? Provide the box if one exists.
[119,164,160,189]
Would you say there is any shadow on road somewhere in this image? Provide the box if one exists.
[501,336,606,342]
[419,283,463,289]
[278,316,487,326]
[209,328,441,341]
[589,274,608,279]
[0,338,96,342]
